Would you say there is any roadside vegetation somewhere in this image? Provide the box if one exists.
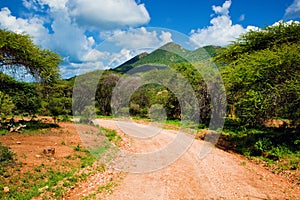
[0,20,299,198]
[0,123,121,199]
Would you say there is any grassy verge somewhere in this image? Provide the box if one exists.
[0,145,96,199]
[219,119,300,184]
[0,123,123,199]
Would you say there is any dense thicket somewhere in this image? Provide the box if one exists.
[216,21,300,126]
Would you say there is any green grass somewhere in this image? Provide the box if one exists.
[0,121,123,199]
[0,129,8,135]
[98,127,121,143]
[220,119,300,179]
[96,115,114,119]
[165,119,181,126]
[0,146,97,199]
[97,182,118,194]
[0,142,16,164]
[80,181,118,200]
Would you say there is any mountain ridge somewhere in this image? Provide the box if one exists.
[112,42,220,74]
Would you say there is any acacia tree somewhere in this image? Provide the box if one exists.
[0,29,62,119]
[216,21,300,126]
[0,29,61,82]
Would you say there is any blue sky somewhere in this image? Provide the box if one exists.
[0,0,299,78]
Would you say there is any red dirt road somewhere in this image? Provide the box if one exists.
[89,119,300,200]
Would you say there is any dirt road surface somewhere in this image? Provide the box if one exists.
[74,119,300,199]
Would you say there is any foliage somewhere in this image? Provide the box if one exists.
[72,70,103,116]
[96,71,121,116]
[80,105,96,124]
[99,126,121,142]
[113,43,220,75]
[0,72,41,116]
[0,142,15,165]
[0,30,65,119]
[35,79,73,120]
[220,119,300,172]
[0,29,61,82]
[0,91,15,118]
[215,21,300,63]
[216,21,300,126]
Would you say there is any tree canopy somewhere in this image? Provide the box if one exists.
[0,29,61,82]
[216,21,300,126]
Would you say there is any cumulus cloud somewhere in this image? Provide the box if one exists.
[0,7,49,44]
[23,0,68,11]
[82,49,110,62]
[103,27,173,49]
[61,61,107,78]
[108,49,136,68]
[47,9,92,61]
[212,0,231,16]
[68,0,150,29]
[0,0,154,78]
[190,0,257,47]
[284,0,300,19]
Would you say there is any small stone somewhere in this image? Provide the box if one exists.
[16,141,21,144]
[3,186,9,193]
[35,154,42,158]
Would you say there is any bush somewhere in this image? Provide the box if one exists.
[253,138,272,156]
[0,142,15,165]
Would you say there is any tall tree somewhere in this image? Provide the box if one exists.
[216,21,300,126]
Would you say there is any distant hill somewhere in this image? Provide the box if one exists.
[112,42,220,73]
[112,52,148,73]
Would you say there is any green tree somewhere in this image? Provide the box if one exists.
[216,21,300,126]
[0,91,15,119]
[0,29,61,82]
[38,79,73,120]
[0,72,41,117]
[96,71,121,116]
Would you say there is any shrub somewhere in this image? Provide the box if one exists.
[253,138,272,156]
[0,142,15,165]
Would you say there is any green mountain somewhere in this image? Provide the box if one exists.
[112,52,148,73]
[112,42,220,73]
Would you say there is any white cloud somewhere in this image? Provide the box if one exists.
[39,0,68,10]
[190,0,257,47]
[22,0,68,11]
[47,9,91,61]
[0,0,153,78]
[160,31,173,44]
[61,61,107,77]
[82,49,110,62]
[68,0,150,29]
[108,49,135,68]
[239,14,245,22]
[103,27,173,49]
[284,0,300,19]
[212,0,231,16]
[0,7,49,44]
